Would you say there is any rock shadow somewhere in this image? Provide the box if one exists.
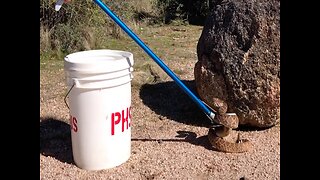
[139,80,212,127]
[40,117,74,164]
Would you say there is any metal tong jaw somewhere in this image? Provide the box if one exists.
[202,100,239,129]
[55,0,68,11]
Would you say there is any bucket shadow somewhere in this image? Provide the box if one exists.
[139,80,211,127]
[40,117,74,164]
[132,131,214,150]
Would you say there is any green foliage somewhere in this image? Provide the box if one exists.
[156,0,212,25]
[51,23,85,53]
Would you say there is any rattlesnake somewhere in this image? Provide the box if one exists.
[205,98,252,153]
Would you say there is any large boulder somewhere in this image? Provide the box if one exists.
[195,0,280,128]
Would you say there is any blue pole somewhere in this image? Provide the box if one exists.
[93,0,216,123]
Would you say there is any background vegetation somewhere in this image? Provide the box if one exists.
[40,0,212,61]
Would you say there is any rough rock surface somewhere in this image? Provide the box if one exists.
[195,0,280,127]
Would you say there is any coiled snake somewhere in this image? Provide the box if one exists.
[205,98,252,153]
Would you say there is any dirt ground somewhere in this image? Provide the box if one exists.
[40,25,280,180]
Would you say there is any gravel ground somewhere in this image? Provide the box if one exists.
[40,25,280,180]
[40,67,280,180]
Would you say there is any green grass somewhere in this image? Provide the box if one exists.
[40,24,203,79]
[40,50,66,70]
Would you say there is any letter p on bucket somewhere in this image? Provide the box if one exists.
[64,49,134,170]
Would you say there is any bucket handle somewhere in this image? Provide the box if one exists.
[64,82,75,110]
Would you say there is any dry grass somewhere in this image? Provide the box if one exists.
[40,26,52,52]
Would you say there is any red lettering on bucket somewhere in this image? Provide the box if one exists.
[111,106,131,136]
[69,115,78,132]
[129,107,132,127]
[111,112,121,135]
[122,108,129,132]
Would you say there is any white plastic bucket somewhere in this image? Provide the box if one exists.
[64,49,134,170]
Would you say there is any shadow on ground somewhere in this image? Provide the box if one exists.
[139,80,212,127]
[40,118,220,156]
[132,130,214,151]
[236,125,274,131]
[40,117,74,164]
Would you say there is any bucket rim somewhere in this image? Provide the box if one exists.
[64,49,134,74]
